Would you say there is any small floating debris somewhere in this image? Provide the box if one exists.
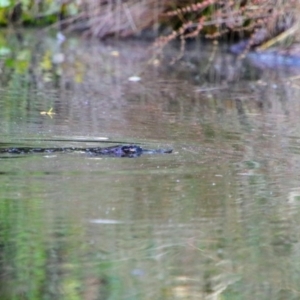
[152,59,160,66]
[89,219,124,224]
[128,76,141,82]
[52,53,65,64]
[40,107,55,118]
[110,50,119,57]
[92,137,109,140]
[56,32,66,44]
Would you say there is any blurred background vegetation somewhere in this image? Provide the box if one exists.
[0,0,297,46]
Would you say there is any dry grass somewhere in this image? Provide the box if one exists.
[63,0,300,57]
[65,0,168,37]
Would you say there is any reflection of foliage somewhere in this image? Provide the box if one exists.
[0,194,47,299]
[0,176,133,299]
[0,30,84,86]
[0,33,33,122]
[0,31,73,125]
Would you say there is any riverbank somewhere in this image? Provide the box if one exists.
[1,1,298,49]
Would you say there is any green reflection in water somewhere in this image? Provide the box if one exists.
[0,182,123,300]
[0,196,47,299]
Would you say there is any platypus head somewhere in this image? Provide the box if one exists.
[119,145,143,157]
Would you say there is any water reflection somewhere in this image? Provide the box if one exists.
[0,31,300,299]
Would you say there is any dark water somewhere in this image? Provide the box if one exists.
[0,30,300,299]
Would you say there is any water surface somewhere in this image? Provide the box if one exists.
[0,31,300,299]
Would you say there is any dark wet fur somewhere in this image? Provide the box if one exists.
[0,145,173,158]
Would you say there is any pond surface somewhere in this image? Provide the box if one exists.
[1,30,300,299]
